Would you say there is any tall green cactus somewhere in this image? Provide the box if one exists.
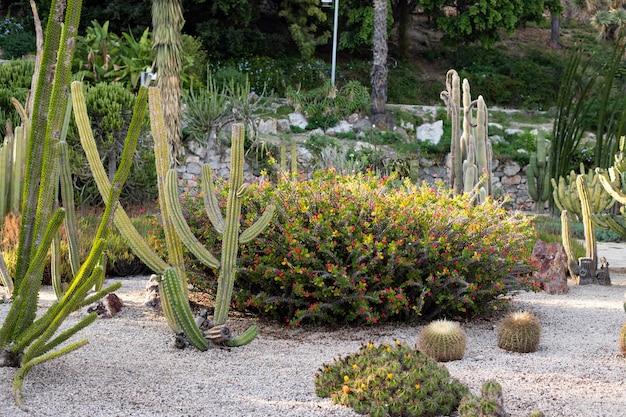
[527,132,551,213]
[165,123,275,346]
[576,175,597,283]
[440,69,492,202]
[0,0,134,408]
[596,136,626,238]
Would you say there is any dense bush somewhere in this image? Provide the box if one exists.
[315,340,469,417]
[0,17,36,60]
[175,170,537,326]
[0,59,34,137]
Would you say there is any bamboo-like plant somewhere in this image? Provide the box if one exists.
[0,0,144,408]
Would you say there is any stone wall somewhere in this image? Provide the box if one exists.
[176,114,539,211]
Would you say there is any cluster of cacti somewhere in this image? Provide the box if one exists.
[457,380,507,417]
[0,0,135,408]
[0,117,27,227]
[417,319,467,362]
[553,164,612,284]
[551,163,614,220]
[526,132,551,213]
[596,136,626,238]
[497,311,541,353]
[440,69,492,202]
[165,123,275,345]
[315,340,469,417]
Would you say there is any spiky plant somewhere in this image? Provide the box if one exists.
[497,311,541,353]
[458,380,507,417]
[315,340,469,417]
[417,319,467,362]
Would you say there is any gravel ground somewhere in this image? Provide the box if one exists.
[1,274,625,417]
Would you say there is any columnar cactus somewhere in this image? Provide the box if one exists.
[575,175,597,283]
[596,136,626,238]
[1,0,136,407]
[165,123,275,346]
[527,132,551,213]
[551,163,614,220]
[440,69,492,202]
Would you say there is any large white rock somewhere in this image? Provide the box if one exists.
[415,120,444,144]
[288,113,308,129]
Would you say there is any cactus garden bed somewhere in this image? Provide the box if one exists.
[1,270,625,417]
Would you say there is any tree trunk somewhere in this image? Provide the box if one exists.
[371,0,388,130]
[550,12,560,47]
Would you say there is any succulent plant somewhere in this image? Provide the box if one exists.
[417,319,467,362]
[497,311,541,353]
[620,322,626,355]
[315,340,469,417]
[458,380,508,417]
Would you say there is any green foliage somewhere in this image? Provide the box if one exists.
[0,17,36,59]
[173,170,537,326]
[458,380,509,417]
[0,59,34,137]
[421,0,539,48]
[286,80,370,130]
[315,340,469,417]
[278,0,330,60]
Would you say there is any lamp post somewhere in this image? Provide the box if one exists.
[322,0,339,85]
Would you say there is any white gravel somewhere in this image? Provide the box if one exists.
[1,274,625,417]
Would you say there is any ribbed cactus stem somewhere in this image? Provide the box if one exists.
[576,175,597,279]
[560,210,579,279]
[440,70,462,193]
[528,133,551,213]
[149,87,187,286]
[213,124,247,326]
[201,164,225,234]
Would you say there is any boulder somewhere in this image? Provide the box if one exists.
[415,120,444,144]
[531,241,569,294]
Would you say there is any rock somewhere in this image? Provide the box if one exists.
[288,113,308,129]
[531,241,569,294]
[276,119,290,132]
[502,160,521,176]
[87,293,124,318]
[415,120,443,144]
[352,117,373,133]
[326,120,351,135]
[257,118,277,135]
[144,274,161,309]
[501,175,522,185]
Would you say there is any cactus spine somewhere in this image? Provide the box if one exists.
[527,132,551,213]
[441,69,492,201]
[166,123,275,346]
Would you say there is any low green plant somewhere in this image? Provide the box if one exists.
[315,340,469,417]
[497,310,541,353]
[0,17,36,59]
[458,380,507,417]
[173,170,537,327]
[417,319,467,362]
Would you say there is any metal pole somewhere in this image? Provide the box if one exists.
[331,0,339,85]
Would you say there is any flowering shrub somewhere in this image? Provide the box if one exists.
[173,170,536,326]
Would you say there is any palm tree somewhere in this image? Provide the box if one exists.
[152,0,184,165]
[371,0,389,129]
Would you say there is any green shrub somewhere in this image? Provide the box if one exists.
[0,17,36,59]
[174,170,537,326]
[0,59,34,137]
[315,340,469,417]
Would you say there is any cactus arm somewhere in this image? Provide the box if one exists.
[224,325,259,347]
[201,164,226,234]
[149,87,187,284]
[159,268,209,351]
[71,81,169,274]
[165,169,220,269]
[440,70,462,194]
[0,253,13,296]
[597,170,626,204]
[474,96,490,198]
[0,136,8,220]
[51,233,64,299]
[560,210,579,279]
[213,124,246,326]
[576,175,597,273]
[13,338,89,410]
[59,142,80,278]
[239,204,276,244]
[10,126,26,214]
